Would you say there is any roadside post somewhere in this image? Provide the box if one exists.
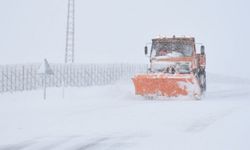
[37,59,54,100]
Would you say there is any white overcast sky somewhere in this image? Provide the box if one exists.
[0,0,250,78]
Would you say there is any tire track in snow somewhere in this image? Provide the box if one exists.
[185,107,238,132]
[0,134,144,150]
[0,141,34,150]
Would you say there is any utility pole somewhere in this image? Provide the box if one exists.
[65,0,75,63]
[63,0,75,98]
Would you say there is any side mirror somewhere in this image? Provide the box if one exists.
[144,46,148,55]
[200,45,205,55]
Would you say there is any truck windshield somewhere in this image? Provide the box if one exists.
[151,42,193,57]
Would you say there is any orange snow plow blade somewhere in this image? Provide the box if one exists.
[132,74,201,97]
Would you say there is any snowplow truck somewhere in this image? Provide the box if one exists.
[132,36,206,99]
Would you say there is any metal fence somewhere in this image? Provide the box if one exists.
[0,63,147,93]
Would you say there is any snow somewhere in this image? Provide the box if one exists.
[0,73,250,150]
[1,0,250,79]
[155,51,184,58]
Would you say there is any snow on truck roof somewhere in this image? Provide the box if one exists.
[152,36,195,43]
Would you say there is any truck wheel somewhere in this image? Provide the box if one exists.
[199,70,206,92]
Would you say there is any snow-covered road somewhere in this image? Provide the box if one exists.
[0,73,250,150]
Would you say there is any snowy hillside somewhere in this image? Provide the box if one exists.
[0,73,250,150]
